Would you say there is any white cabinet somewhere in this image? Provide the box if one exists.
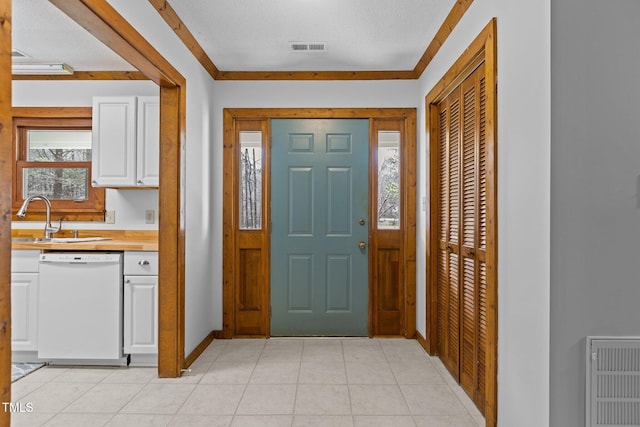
[136,97,160,186]
[123,251,158,365]
[92,96,159,187]
[11,250,39,353]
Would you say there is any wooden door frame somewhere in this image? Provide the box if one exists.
[223,108,416,338]
[1,1,14,423]
[47,0,187,377]
[425,19,497,427]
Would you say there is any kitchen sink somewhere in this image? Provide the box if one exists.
[49,237,111,243]
[11,237,50,243]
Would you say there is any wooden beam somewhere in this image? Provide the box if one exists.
[0,0,12,424]
[157,85,185,377]
[413,0,475,78]
[12,71,149,80]
[148,0,219,79]
[215,70,418,81]
[49,0,186,378]
[49,0,184,88]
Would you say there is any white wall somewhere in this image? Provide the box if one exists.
[416,1,551,426]
[550,1,640,426]
[101,0,217,356]
[210,80,419,329]
[12,80,160,231]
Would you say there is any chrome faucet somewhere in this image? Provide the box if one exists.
[16,195,61,240]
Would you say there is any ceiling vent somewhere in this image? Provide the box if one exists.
[289,42,327,53]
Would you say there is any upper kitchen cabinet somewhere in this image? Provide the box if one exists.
[92,96,159,188]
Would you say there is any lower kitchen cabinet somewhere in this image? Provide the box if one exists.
[11,272,38,352]
[123,251,158,366]
[11,250,40,359]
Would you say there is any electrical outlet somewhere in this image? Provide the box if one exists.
[145,210,155,224]
[105,210,115,224]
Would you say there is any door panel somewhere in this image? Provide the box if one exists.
[271,119,369,336]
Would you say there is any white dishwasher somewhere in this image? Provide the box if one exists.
[38,252,127,365]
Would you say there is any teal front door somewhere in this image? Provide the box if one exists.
[270,119,369,336]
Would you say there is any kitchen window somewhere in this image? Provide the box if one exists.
[13,114,105,222]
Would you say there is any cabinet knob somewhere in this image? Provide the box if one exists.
[92,180,97,185]
[125,279,130,284]
[137,180,143,184]
[138,260,150,266]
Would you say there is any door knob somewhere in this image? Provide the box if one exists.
[359,218,366,226]
[358,241,366,250]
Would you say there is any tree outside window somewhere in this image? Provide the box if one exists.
[13,114,105,221]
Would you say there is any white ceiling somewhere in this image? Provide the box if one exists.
[13,0,456,73]
[12,0,135,71]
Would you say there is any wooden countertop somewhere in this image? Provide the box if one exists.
[11,229,158,252]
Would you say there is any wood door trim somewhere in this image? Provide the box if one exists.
[223,108,416,339]
[425,18,497,427]
[1,1,13,423]
[50,0,187,378]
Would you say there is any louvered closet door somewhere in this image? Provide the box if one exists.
[436,62,487,412]
[437,87,461,377]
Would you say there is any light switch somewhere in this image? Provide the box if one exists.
[105,210,115,224]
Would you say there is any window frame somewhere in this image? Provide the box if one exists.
[12,109,105,222]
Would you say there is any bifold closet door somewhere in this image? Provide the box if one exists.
[436,62,487,412]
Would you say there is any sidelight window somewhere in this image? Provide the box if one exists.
[377,131,401,229]
[239,131,263,229]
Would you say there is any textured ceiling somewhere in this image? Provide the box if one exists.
[12,0,135,71]
[12,0,456,73]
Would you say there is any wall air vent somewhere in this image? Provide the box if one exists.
[586,337,640,427]
[289,42,327,53]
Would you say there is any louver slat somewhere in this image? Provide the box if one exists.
[478,261,487,395]
[448,93,461,375]
[460,78,477,392]
[437,248,449,359]
[461,256,476,388]
[476,68,488,412]
[448,252,460,371]
[448,97,460,246]
[479,75,487,251]
[462,84,476,249]
[437,104,450,364]
[439,109,448,242]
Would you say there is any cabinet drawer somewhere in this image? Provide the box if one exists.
[11,250,40,273]
[124,251,158,275]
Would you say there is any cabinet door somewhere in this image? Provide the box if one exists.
[136,96,160,187]
[123,275,158,354]
[11,273,38,352]
[92,96,137,187]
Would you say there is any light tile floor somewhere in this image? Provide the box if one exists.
[10,338,485,427]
